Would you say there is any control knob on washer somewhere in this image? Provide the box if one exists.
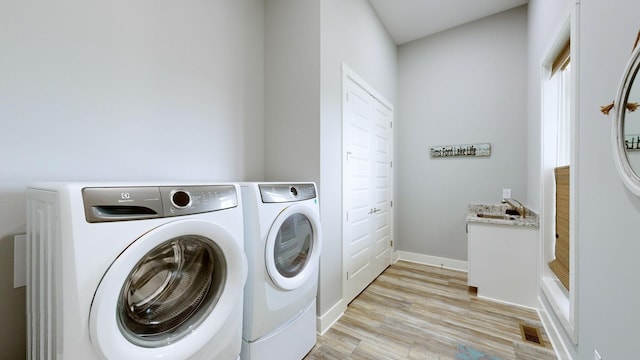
[171,190,191,209]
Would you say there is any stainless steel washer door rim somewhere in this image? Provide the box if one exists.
[89,219,246,360]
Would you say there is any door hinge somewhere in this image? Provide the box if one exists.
[390,200,393,207]
[390,161,393,168]
[346,211,349,222]
[346,92,349,102]
[346,272,349,280]
[390,240,394,247]
[390,121,393,129]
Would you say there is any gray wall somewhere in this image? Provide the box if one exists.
[263,0,397,320]
[319,0,397,317]
[8,0,640,358]
[264,0,320,182]
[396,7,528,261]
[0,0,265,357]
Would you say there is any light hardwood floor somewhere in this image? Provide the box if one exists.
[305,261,557,360]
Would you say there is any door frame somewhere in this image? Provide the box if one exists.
[341,63,395,303]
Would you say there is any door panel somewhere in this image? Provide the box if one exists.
[371,102,392,277]
[343,70,393,304]
[373,212,390,260]
[343,76,374,303]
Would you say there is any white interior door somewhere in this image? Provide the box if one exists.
[371,103,392,278]
[342,66,393,304]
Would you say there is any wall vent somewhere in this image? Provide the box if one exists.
[519,323,543,345]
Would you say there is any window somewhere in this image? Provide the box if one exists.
[553,41,571,167]
[541,29,577,344]
[548,41,571,290]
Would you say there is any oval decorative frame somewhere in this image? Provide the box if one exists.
[613,44,640,196]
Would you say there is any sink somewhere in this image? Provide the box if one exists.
[505,208,521,216]
[476,213,518,220]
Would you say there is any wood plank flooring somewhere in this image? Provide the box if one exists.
[305,261,557,360]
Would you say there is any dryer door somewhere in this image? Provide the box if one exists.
[265,203,322,290]
[89,219,245,360]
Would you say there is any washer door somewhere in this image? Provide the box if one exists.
[89,219,245,360]
[265,203,322,290]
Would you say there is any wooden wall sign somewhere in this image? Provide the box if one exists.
[430,143,491,158]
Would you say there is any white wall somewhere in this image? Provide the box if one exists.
[0,0,264,357]
[529,0,640,358]
[396,7,528,261]
[575,0,640,358]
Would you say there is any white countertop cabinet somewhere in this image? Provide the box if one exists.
[467,204,539,308]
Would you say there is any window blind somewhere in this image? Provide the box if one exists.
[549,165,570,290]
[551,40,570,77]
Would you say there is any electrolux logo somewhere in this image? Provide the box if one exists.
[118,192,134,203]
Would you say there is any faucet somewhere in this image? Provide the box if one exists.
[503,198,526,218]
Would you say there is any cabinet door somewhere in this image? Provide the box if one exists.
[467,222,538,308]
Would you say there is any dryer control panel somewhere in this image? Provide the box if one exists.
[82,185,238,223]
[259,183,317,203]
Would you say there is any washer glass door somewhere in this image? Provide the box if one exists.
[90,219,245,360]
[118,235,225,347]
[265,204,322,290]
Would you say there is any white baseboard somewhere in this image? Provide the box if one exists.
[476,294,538,312]
[538,296,574,360]
[316,299,346,335]
[395,250,468,272]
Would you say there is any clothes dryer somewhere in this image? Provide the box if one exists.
[240,183,322,360]
[26,183,247,360]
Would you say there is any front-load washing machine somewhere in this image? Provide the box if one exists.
[26,183,247,360]
[240,183,322,360]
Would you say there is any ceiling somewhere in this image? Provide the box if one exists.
[368,0,528,45]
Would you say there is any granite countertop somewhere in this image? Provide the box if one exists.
[466,203,539,227]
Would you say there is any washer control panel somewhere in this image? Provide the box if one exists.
[82,185,238,222]
[259,183,317,203]
[159,185,237,217]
